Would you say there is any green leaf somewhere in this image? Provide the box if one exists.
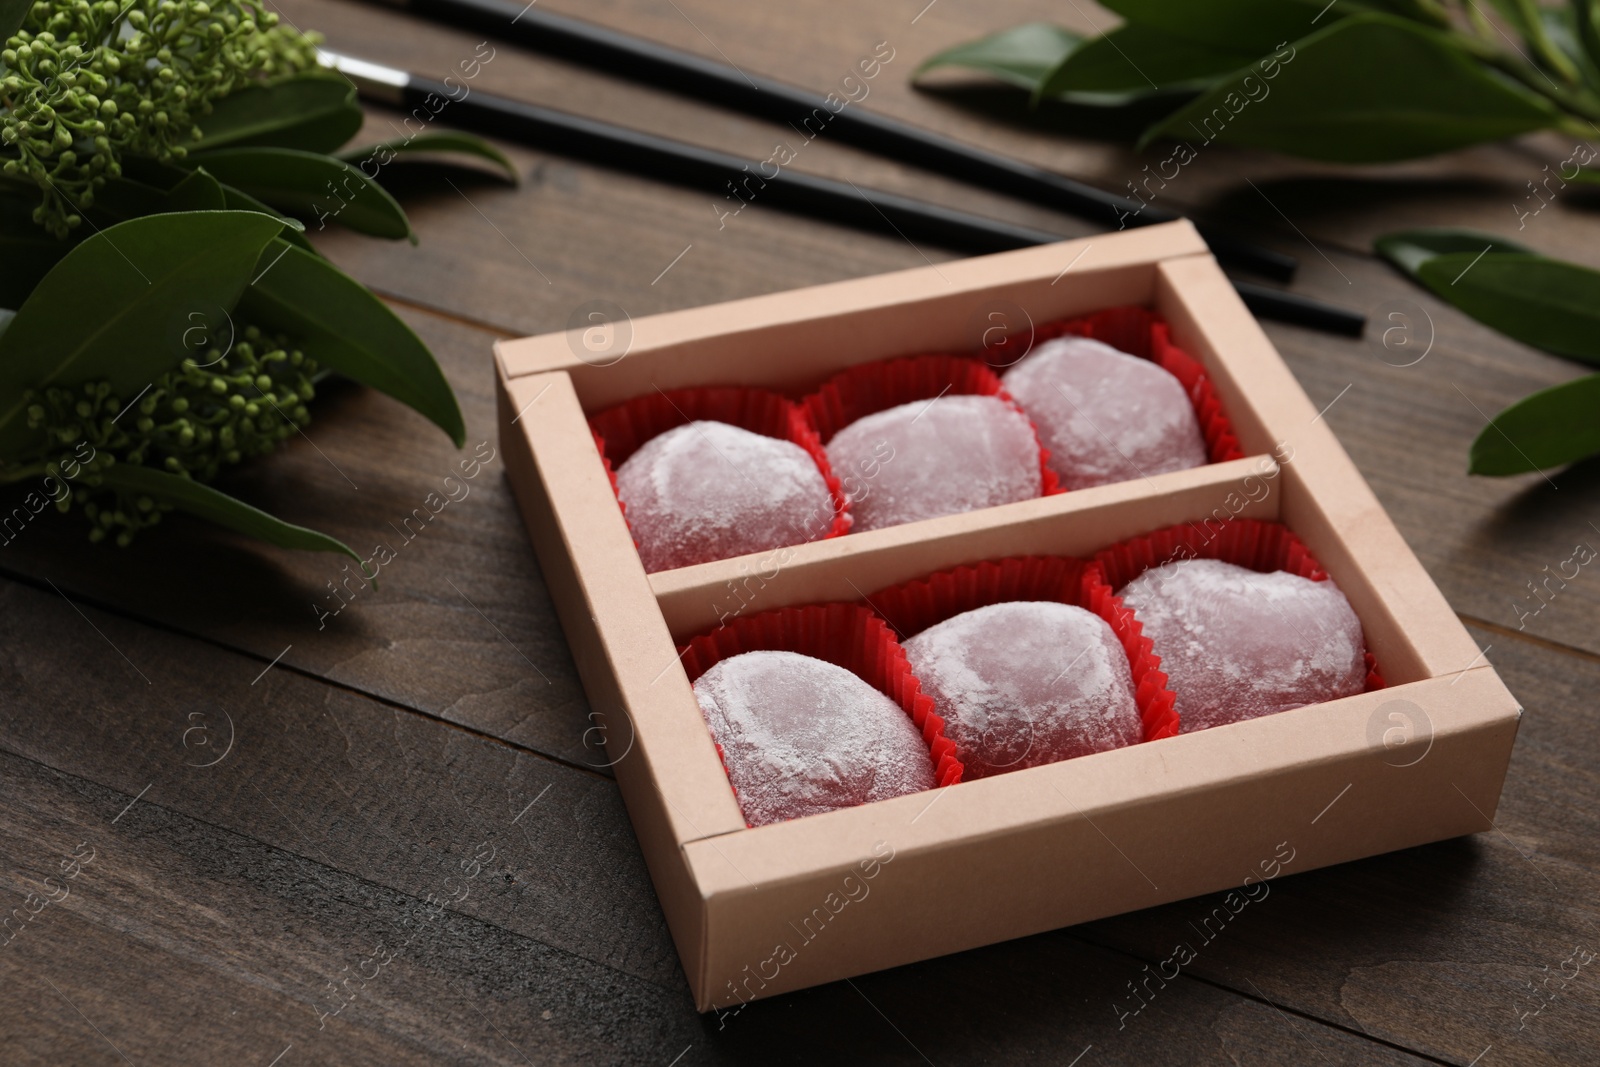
[0,193,67,309]
[217,183,317,254]
[1538,5,1600,89]
[1414,252,1600,367]
[1575,0,1600,80]
[186,147,414,242]
[100,463,362,562]
[1470,374,1600,474]
[1142,15,1561,162]
[336,132,521,185]
[194,73,364,154]
[0,210,287,456]
[238,240,465,446]
[92,168,228,222]
[913,23,1083,91]
[1099,0,1345,54]
[1374,226,1534,275]
[1483,0,1581,81]
[1,0,30,40]
[1040,22,1257,96]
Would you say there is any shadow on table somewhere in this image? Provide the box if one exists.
[1476,451,1600,538]
[1206,175,1514,233]
[692,836,1485,1062]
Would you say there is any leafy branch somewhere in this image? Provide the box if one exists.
[1,0,517,562]
[917,1,1600,162]
[1378,227,1600,476]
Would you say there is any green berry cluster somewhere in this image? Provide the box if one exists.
[1,0,320,236]
[21,326,318,545]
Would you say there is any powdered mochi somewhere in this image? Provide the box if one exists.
[1117,559,1367,732]
[1004,336,1207,490]
[693,651,938,826]
[615,420,834,573]
[825,394,1040,532]
[901,601,1142,778]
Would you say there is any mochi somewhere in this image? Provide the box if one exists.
[825,394,1040,532]
[1004,336,1206,490]
[693,650,937,826]
[1117,559,1367,732]
[902,601,1142,777]
[615,420,833,572]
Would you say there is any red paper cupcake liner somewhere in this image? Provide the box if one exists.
[868,556,1180,747]
[1093,519,1387,717]
[588,385,851,550]
[680,603,964,821]
[1003,305,1244,467]
[800,354,1063,497]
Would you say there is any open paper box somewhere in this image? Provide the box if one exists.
[494,220,1521,1012]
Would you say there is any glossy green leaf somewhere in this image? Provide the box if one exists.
[1142,15,1560,162]
[1575,0,1600,79]
[1538,5,1600,88]
[2,0,30,39]
[1349,0,1454,22]
[1483,0,1581,81]
[217,183,317,254]
[1040,22,1256,96]
[1374,226,1534,275]
[186,147,414,242]
[0,210,287,456]
[0,193,66,309]
[913,23,1083,91]
[336,132,521,185]
[100,463,361,562]
[238,240,465,445]
[1414,252,1600,367]
[1099,0,1345,53]
[1470,374,1600,474]
[194,73,363,154]
[92,168,228,221]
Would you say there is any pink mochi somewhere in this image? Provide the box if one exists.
[1004,336,1207,490]
[693,650,937,826]
[825,394,1040,532]
[902,601,1143,778]
[1117,559,1367,732]
[615,420,833,573]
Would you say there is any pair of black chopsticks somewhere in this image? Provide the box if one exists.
[338,0,1364,336]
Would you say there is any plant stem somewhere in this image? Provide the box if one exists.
[0,462,51,484]
[1463,0,1497,42]
[1451,27,1600,123]
[1555,114,1600,139]
[1510,0,1580,84]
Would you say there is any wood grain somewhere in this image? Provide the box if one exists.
[3,0,1600,1062]
[1077,623,1600,1067]
[0,573,1447,1066]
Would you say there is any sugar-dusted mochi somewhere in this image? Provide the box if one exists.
[1003,336,1207,490]
[693,651,937,826]
[901,601,1142,778]
[614,420,834,573]
[1117,559,1367,732]
[824,394,1040,532]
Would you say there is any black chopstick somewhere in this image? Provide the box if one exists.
[1232,281,1364,337]
[364,0,1298,283]
[322,54,1364,337]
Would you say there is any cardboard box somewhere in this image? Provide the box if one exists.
[494,220,1521,1013]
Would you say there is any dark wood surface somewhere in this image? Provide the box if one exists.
[3,1,1598,1063]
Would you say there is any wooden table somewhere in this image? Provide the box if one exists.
[4,1,1597,1063]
